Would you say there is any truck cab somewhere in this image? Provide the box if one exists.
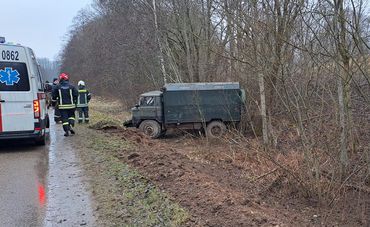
[131,91,163,127]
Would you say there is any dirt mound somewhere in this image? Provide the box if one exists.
[90,120,155,147]
[89,120,121,131]
[119,129,153,146]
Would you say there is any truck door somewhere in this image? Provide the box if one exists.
[139,96,158,120]
[0,48,34,133]
[154,96,163,121]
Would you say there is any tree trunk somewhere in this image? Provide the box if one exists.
[337,71,348,172]
[335,0,352,173]
[259,72,269,148]
[153,0,167,84]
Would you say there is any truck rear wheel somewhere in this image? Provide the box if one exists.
[206,121,226,139]
[139,120,162,139]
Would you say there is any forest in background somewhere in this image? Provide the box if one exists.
[60,0,370,214]
[38,58,60,82]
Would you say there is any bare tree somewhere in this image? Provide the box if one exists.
[60,1,370,219]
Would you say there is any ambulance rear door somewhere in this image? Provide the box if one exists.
[0,45,35,133]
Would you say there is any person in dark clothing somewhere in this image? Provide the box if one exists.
[51,73,78,137]
[77,80,91,123]
[44,81,53,108]
[51,78,62,123]
[44,80,52,92]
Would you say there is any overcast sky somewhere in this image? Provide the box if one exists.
[1,0,92,60]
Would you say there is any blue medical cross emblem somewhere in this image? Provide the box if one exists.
[0,67,21,86]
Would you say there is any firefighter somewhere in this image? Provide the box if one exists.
[77,80,91,123]
[52,73,78,137]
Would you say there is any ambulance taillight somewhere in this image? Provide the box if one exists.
[33,100,40,118]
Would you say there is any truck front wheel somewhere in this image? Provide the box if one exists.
[139,120,162,139]
[206,121,226,139]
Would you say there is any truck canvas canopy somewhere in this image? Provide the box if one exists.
[164,82,240,91]
[163,82,242,124]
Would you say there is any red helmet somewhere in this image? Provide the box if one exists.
[59,73,69,81]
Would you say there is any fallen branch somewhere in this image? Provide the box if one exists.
[252,168,278,182]
[344,184,370,194]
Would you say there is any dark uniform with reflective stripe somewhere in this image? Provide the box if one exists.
[52,80,78,134]
[77,87,91,123]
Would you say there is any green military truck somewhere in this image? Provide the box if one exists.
[124,82,245,138]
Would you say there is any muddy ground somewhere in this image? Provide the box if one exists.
[73,99,369,226]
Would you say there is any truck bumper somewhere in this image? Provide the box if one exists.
[123,120,134,128]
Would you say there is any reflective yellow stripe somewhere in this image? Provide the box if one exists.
[78,90,88,106]
[77,104,88,107]
[58,89,63,105]
[68,117,75,120]
[59,104,75,109]
[70,89,74,105]
[63,122,69,125]
[59,104,74,107]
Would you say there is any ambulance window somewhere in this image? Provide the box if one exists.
[36,64,44,91]
[30,50,43,91]
[0,62,30,91]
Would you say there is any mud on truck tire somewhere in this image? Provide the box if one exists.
[206,121,226,139]
[139,120,162,139]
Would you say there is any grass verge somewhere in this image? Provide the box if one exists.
[73,99,188,226]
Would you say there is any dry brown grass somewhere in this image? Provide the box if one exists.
[89,97,131,122]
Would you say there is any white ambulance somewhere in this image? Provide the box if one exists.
[0,37,49,145]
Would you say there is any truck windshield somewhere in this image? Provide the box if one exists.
[139,96,155,106]
[0,62,30,92]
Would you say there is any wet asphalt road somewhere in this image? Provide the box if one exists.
[0,141,47,227]
[0,116,96,227]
